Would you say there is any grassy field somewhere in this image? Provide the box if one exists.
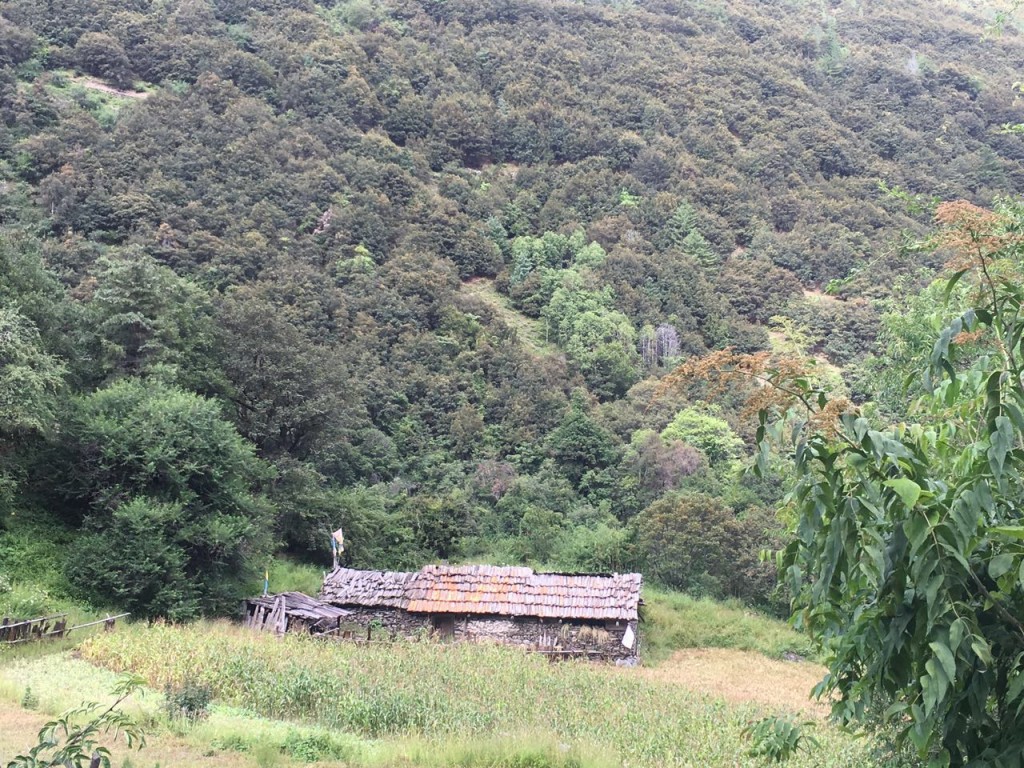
[41,621,871,768]
[640,588,814,663]
[1,550,869,768]
[0,620,872,768]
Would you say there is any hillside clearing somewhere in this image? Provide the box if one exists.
[459,278,559,357]
[70,76,151,100]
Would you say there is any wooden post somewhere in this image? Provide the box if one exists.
[276,595,287,635]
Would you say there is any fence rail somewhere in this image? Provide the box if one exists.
[0,612,129,645]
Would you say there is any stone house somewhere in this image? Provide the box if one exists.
[319,564,643,662]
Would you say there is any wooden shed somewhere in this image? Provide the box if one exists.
[319,565,643,662]
[244,591,351,636]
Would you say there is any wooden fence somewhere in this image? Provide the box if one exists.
[0,612,129,645]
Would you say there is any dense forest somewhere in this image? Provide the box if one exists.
[1,0,1023,620]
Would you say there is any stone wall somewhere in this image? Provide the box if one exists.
[335,606,432,639]
[334,605,639,661]
[455,616,639,661]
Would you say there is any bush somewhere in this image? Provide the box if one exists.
[633,493,781,606]
[163,679,212,724]
[282,730,353,763]
[61,379,274,619]
[0,582,54,617]
[21,686,39,710]
[742,716,819,763]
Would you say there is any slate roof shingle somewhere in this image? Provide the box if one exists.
[320,564,642,621]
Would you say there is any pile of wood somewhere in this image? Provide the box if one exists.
[244,592,350,636]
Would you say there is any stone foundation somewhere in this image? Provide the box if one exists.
[333,606,639,661]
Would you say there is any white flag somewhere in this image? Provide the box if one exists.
[622,625,636,649]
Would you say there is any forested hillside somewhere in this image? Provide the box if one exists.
[1,0,1023,619]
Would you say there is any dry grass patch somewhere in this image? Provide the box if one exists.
[637,649,830,718]
[0,706,49,762]
[0,701,257,767]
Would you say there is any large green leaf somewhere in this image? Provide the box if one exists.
[887,478,923,509]
[989,553,1015,580]
[992,526,1024,540]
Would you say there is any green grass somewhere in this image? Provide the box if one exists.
[459,278,558,357]
[0,512,117,640]
[0,514,75,591]
[0,652,141,717]
[0,649,617,768]
[79,621,873,767]
[640,588,815,663]
[265,558,326,597]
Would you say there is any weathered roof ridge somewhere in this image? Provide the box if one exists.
[419,563,534,577]
[320,564,642,621]
[319,567,416,608]
[247,591,351,621]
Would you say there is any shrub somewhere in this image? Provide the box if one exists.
[742,716,819,763]
[633,493,780,606]
[282,730,353,763]
[62,379,274,619]
[21,686,39,710]
[163,679,212,724]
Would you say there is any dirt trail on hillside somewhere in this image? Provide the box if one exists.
[73,77,150,100]
[637,649,831,718]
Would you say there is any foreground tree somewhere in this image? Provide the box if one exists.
[0,307,64,518]
[675,200,1024,766]
[6,674,146,768]
[61,379,273,619]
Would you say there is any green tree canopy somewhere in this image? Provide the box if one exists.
[547,396,620,487]
[61,378,273,618]
[0,307,64,438]
[0,307,65,516]
[84,250,217,388]
[742,200,1024,765]
[633,492,777,604]
[661,404,744,467]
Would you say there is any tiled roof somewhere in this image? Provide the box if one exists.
[321,564,642,621]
